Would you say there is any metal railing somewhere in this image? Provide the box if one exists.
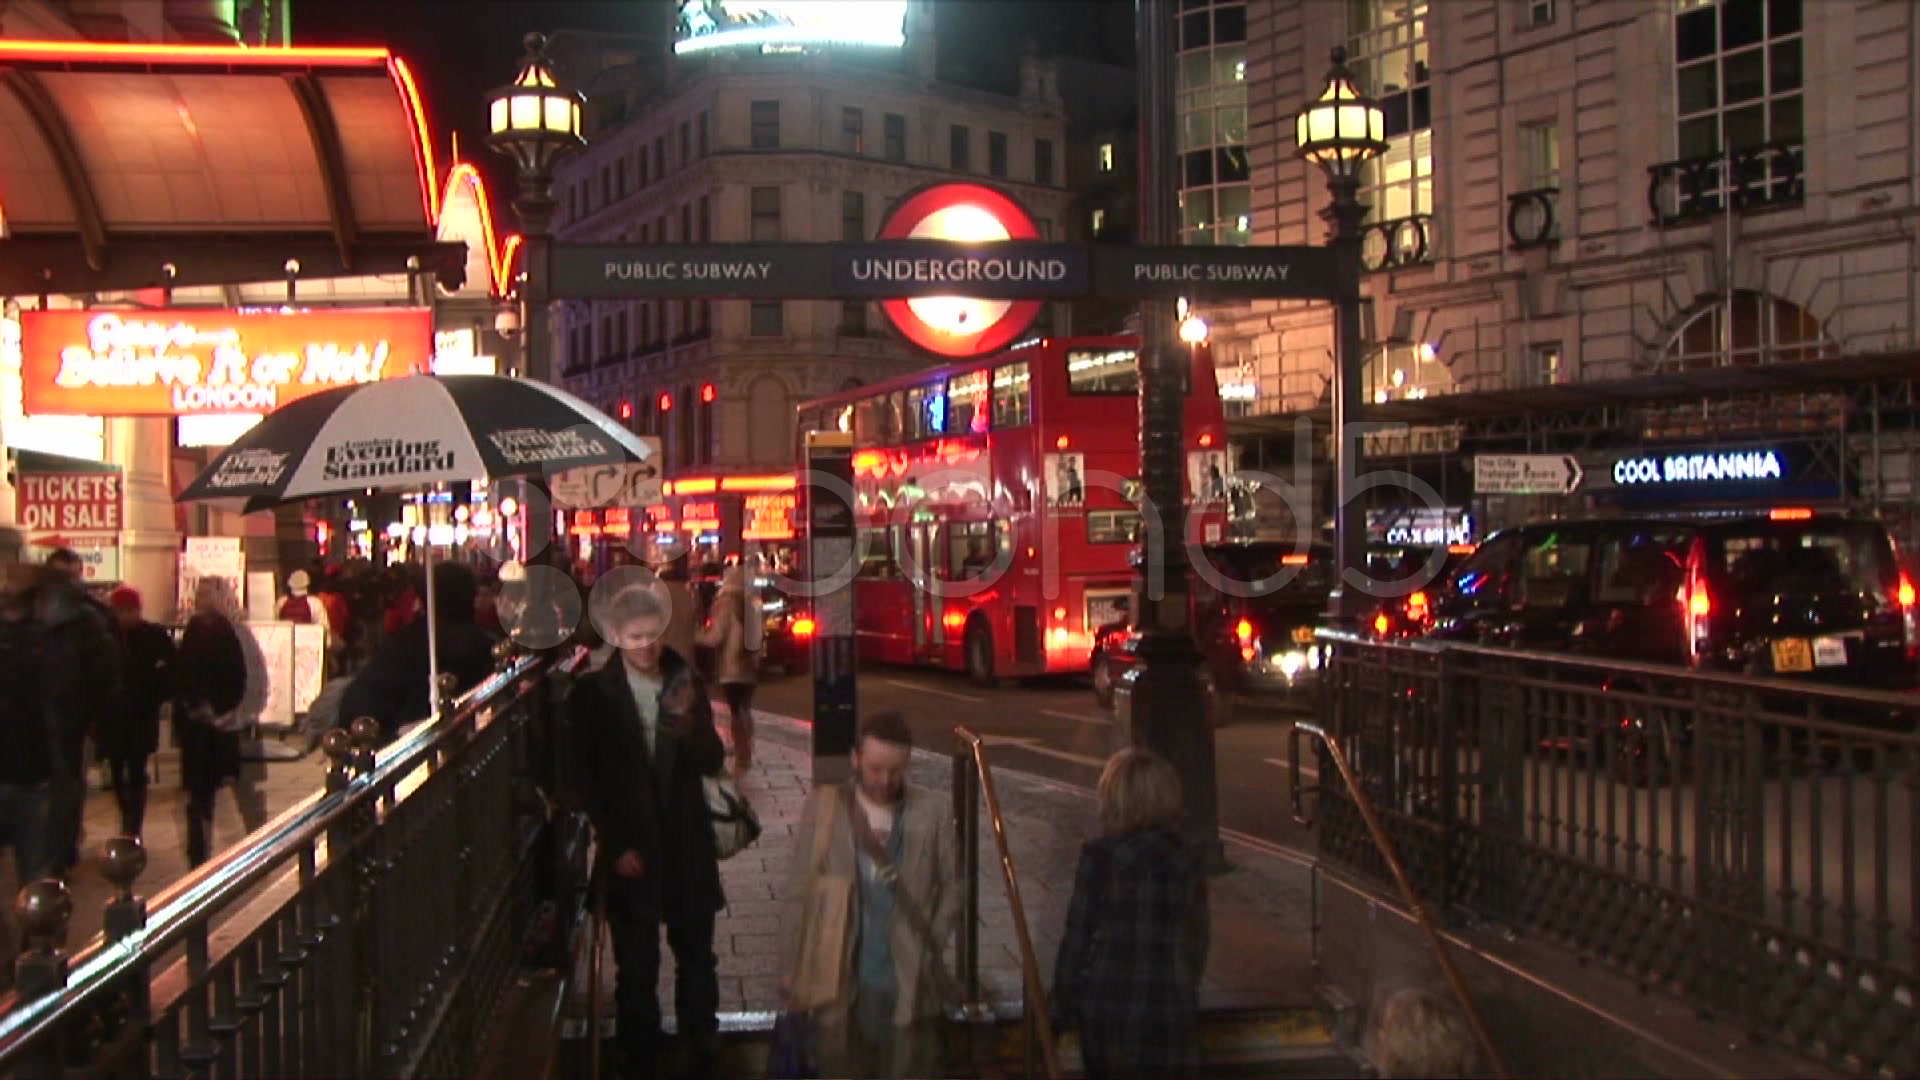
[0,648,586,1080]
[1298,631,1920,1078]
[953,727,1061,1080]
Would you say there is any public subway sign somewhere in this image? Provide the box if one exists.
[553,242,1338,304]
[16,470,122,531]
[1612,449,1785,486]
[20,308,433,417]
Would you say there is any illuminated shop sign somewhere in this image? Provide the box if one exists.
[1367,507,1473,547]
[674,0,907,55]
[743,492,798,541]
[21,308,432,417]
[1612,449,1784,486]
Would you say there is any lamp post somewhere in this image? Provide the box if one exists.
[486,31,584,386]
[1294,47,1387,624]
[1126,0,1224,873]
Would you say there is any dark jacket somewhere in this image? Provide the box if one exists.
[175,613,248,718]
[30,576,123,768]
[101,620,174,760]
[569,647,727,919]
[339,618,497,741]
[0,603,58,786]
[1052,827,1210,1077]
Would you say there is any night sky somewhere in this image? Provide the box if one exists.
[298,1,1135,195]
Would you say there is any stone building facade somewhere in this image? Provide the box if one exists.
[553,21,1075,479]
[1221,0,1920,541]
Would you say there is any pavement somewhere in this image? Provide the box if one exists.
[588,705,1324,1029]
[0,736,330,993]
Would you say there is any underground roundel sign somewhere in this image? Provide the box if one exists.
[878,183,1043,359]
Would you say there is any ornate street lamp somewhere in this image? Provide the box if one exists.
[1295,47,1386,623]
[486,31,584,385]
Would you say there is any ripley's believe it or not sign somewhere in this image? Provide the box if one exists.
[549,182,1339,360]
[20,309,433,417]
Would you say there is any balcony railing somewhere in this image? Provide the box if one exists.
[1506,188,1560,250]
[1360,213,1434,273]
[1647,141,1805,227]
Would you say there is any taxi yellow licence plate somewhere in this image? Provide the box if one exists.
[1771,638,1814,674]
[1292,626,1316,645]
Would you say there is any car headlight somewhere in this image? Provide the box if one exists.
[1266,649,1322,677]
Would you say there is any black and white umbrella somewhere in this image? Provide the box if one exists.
[179,374,654,510]
[179,374,655,724]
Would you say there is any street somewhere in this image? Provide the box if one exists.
[748,665,1318,853]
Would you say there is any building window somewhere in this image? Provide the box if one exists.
[1034,138,1055,184]
[697,111,708,158]
[1675,0,1803,168]
[1091,208,1106,236]
[950,124,971,171]
[841,299,867,335]
[842,106,864,154]
[638,149,650,188]
[615,158,627,199]
[1660,290,1833,370]
[1526,0,1555,27]
[1349,0,1433,233]
[1177,1,1250,246]
[698,195,710,241]
[678,121,690,167]
[652,137,664,180]
[750,186,781,241]
[1098,142,1115,171]
[1530,343,1564,386]
[1520,121,1560,190]
[842,191,865,242]
[988,131,1008,177]
[884,113,906,161]
[680,204,693,244]
[751,100,780,149]
[750,301,784,337]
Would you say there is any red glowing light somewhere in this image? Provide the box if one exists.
[440,162,523,298]
[791,617,817,638]
[0,40,393,64]
[1900,576,1916,608]
[701,383,717,403]
[1199,433,1214,447]
[658,391,674,412]
[387,57,439,224]
[877,182,1043,358]
[618,401,633,420]
[1055,435,1070,450]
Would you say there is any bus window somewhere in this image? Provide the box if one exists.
[1067,348,1137,394]
[906,383,944,440]
[1088,509,1140,544]
[992,362,1031,428]
[884,391,905,444]
[859,526,896,578]
[946,370,989,435]
[834,403,854,434]
[854,396,879,443]
[905,386,927,440]
[948,520,994,578]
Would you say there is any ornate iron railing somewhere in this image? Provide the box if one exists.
[0,649,587,1080]
[1506,188,1559,250]
[1301,632,1920,1078]
[1646,141,1805,226]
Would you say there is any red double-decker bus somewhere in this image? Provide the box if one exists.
[795,334,1228,682]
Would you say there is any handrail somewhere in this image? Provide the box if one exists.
[0,646,578,1060]
[954,727,1061,1080]
[1293,720,1511,1080]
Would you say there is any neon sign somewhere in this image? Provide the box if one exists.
[743,493,797,541]
[1613,449,1784,486]
[21,309,430,417]
[681,500,721,532]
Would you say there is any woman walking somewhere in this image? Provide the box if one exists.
[1052,748,1210,1079]
[174,579,264,867]
[698,565,760,771]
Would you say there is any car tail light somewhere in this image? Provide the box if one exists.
[1899,575,1915,609]
[1688,583,1710,618]
[1374,612,1391,636]
[791,617,816,638]
[1770,507,1814,521]
[1896,575,1917,662]
[1235,619,1253,646]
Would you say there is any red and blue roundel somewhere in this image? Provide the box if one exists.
[877,182,1043,359]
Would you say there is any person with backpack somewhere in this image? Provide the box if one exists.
[173,577,263,868]
[102,586,174,839]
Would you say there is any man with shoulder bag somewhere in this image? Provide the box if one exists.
[778,710,961,1079]
[571,586,729,1080]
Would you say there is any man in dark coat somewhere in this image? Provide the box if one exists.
[571,584,727,1080]
[104,586,174,838]
[173,578,258,868]
[28,554,122,876]
[340,562,498,744]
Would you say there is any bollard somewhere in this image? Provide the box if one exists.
[100,837,149,942]
[12,879,74,999]
[322,729,355,793]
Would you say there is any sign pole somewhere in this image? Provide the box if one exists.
[804,432,857,783]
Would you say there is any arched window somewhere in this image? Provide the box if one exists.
[676,383,695,468]
[747,374,790,465]
[1659,291,1835,370]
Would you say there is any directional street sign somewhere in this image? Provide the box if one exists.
[1474,454,1585,495]
[550,241,1340,302]
[548,439,665,509]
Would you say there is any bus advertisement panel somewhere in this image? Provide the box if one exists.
[796,334,1226,681]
